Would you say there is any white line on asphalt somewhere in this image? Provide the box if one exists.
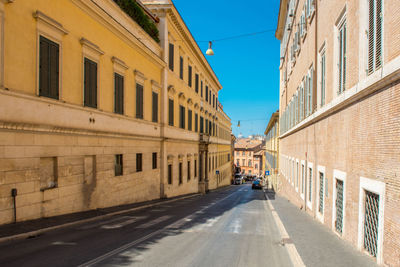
[136,215,172,229]
[78,188,241,267]
[101,216,146,230]
[264,191,306,267]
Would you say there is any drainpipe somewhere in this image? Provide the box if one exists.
[11,188,17,223]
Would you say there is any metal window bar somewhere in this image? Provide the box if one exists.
[335,180,344,234]
[364,190,379,257]
[318,172,324,214]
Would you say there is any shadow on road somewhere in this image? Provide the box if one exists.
[96,185,267,266]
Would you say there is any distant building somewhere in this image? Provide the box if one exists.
[234,138,265,176]
[264,111,279,190]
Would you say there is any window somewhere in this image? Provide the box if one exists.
[212,94,215,108]
[115,154,123,176]
[255,163,258,169]
[338,18,347,94]
[168,164,172,184]
[318,171,324,214]
[200,116,204,133]
[114,73,124,114]
[228,154,230,161]
[152,92,158,122]
[242,151,245,156]
[195,74,199,93]
[179,162,183,184]
[236,159,240,166]
[320,49,326,106]
[216,97,218,110]
[39,36,59,100]
[168,99,174,126]
[187,161,191,181]
[136,83,144,119]
[152,152,157,169]
[195,113,198,132]
[188,109,192,131]
[201,80,203,97]
[368,0,383,74]
[188,65,192,87]
[242,159,245,166]
[205,86,209,101]
[39,157,58,190]
[179,105,185,129]
[84,58,97,108]
[179,56,183,79]
[205,119,208,134]
[209,91,211,105]
[169,43,174,71]
[136,153,142,172]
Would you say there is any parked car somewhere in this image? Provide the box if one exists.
[234,177,243,185]
[252,179,263,190]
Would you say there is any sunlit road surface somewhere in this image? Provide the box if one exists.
[0,185,291,267]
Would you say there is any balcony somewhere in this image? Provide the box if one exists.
[199,133,210,144]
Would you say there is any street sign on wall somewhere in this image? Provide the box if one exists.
[265,170,270,176]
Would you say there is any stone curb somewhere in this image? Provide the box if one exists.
[0,193,201,244]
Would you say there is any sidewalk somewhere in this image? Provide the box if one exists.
[265,189,378,267]
[0,192,200,243]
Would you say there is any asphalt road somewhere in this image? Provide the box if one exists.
[0,185,292,267]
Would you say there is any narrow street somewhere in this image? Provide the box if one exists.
[0,185,377,267]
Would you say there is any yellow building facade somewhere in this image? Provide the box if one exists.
[0,0,231,225]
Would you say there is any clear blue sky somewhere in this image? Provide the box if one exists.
[172,0,281,137]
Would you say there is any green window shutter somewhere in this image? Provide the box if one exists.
[169,43,174,71]
[84,58,97,108]
[375,0,382,69]
[195,113,198,132]
[179,105,185,129]
[152,92,158,122]
[136,83,143,119]
[179,56,183,79]
[114,73,124,114]
[188,65,192,87]
[195,74,199,93]
[39,36,59,100]
[39,37,50,98]
[368,0,375,74]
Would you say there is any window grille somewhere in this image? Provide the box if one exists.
[318,172,324,214]
[364,190,380,257]
[335,180,344,234]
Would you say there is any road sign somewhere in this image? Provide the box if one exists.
[265,170,270,176]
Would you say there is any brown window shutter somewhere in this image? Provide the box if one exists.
[152,92,158,122]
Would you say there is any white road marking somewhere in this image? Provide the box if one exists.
[264,191,306,267]
[52,241,77,246]
[78,189,240,266]
[78,216,133,230]
[231,218,242,234]
[136,215,171,229]
[101,216,146,229]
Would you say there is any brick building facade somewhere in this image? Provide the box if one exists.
[276,0,400,265]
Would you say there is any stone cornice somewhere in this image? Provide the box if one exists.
[33,10,69,35]
[80,38,104,55]
[71,0,165,67]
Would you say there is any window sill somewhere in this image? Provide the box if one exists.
[40,184,58,192]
